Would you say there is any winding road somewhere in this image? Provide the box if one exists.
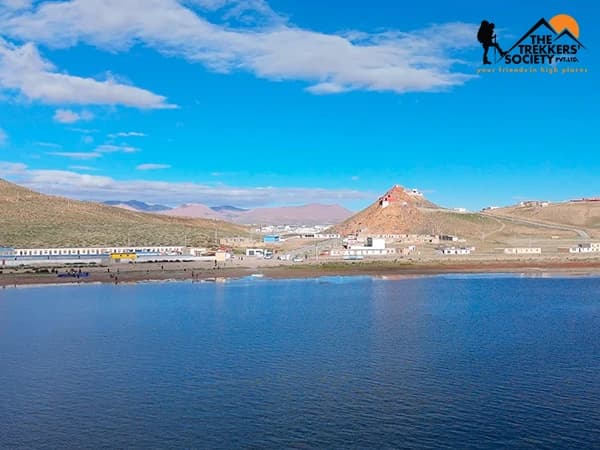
[483,212,590,240]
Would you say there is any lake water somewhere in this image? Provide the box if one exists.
[1,275,599,449]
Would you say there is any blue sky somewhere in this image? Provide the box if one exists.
[0,0,598,210]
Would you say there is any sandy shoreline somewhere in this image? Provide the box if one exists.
[2,259,600,288]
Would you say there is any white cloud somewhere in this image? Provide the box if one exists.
[96,143,139,153]
[136,163,171,170]
[0,127,6,144]
[53,108,94,123]
[70,127,99,134]
[47,151,102,160]
[1,0,32,10]
[109,131,147,138]
[0,1,477,95]
[0,161,27,173]
[82,135,94,144]
[68,165,97,171]
[0,161,373,207]
[0,38,177,108]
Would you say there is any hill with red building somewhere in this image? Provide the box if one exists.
[334,185,436,236]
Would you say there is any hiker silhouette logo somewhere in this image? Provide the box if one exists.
[478,14,585,66]
[477,21,506,64]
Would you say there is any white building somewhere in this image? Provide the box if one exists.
[399,245,417,256]
[504,248,542,255]
[302,233,341,239]
[332,237,395,257]
[519,200,550,208]
[439,235,459,242]
[440,247,474,255]
[350,237,385,250]
[316,233,341,239]
[406,188,424,197]
[11,246,185,257]
[569,243,600,254]
[188,247,209,256]
[331,248,396,257]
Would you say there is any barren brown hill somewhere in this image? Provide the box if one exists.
[333,185,582,245]
[334,185,429,235]
[0,179,248,248]
[158,203,225,220]
[488,201,600,239]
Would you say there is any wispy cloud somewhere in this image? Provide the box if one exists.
[96,143,139,153]
[0,127,6,145]
[0,161,27,173]
[0,161,374,207]
[0,1,477,95]
[136,163,171,170]
[108,131,147,138]
[70,127,99,134]
[47,151,102,160]
[0,37,177,108]
[53,108,94,123]
[68,164,97,171]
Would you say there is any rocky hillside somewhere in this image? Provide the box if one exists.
[332,185,580,243]
[488,201,600,238]
[334,185,431,235]
[0,179,248,248]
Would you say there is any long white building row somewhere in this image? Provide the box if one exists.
[504,248,542,254]
[3,246,186,257]
[439,247,475,255]
[331,248,397,257]
[569,243,600,254]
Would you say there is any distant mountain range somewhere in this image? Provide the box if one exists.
[157,204,223,221]
[103,200,353,225]
[103,200,171,212]
[210,205,248,213]
[0,179,247,248]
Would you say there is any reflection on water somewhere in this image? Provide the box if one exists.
[1,276,599,449]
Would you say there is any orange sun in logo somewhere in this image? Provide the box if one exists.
[549,14,580,38]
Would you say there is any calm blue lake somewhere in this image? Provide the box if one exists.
[1,275,599,449]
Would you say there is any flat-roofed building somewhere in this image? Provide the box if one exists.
[504,248,542,255]
[569,243,600,254]
[440,247,474,255]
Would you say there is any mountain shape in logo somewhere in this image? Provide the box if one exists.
[501,18,556,60]
[554,29,585,48]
